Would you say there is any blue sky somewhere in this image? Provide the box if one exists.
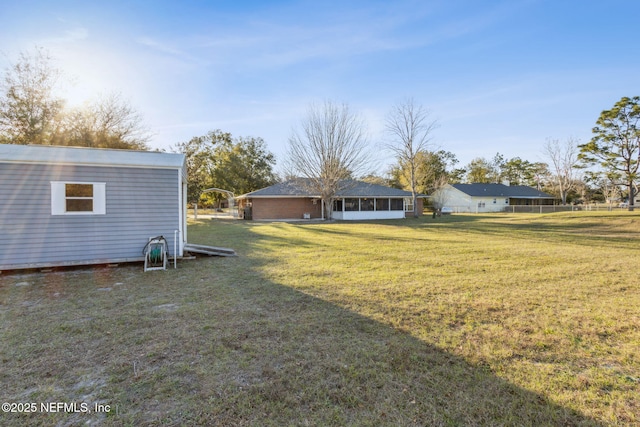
[1,0,638,174]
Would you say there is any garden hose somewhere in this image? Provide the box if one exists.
[142,236,169,264]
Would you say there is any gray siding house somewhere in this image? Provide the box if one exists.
[432,183,555,213]
[0,144,187,270]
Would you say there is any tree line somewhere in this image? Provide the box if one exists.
[0,48,150,149]
[2,48,638,211]
[287,97,640,213]
[173,130,276,206]
[0,48,277,207]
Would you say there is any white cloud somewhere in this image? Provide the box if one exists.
[65,27,88,40]
[136,36,186,57]
[34,26,90,46]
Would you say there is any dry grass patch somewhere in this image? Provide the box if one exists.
[0,212,638,425]
[241,213,639,425]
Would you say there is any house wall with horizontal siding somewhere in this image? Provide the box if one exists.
[435,188,500,213]
[0,162,181,269]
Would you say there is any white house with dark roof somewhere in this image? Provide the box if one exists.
[236,179,424,220]
[433,183,555,213]
[0,144,187,270]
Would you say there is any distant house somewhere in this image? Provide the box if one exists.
[433,183,555,213]
[236,179,424,220]
[0,144,187,270]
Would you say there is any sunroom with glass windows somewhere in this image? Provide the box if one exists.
[237,179,424,221]
[332,197,413,220]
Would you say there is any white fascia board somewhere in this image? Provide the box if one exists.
[0,144,185,170]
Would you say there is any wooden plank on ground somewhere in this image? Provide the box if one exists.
[183,243,237,257]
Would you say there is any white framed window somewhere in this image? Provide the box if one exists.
[404,197,414,212]
[51,182,106,215]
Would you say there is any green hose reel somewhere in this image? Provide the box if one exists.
[149,246,163,264]
[144,236,168,271]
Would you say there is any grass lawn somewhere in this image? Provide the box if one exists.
[1,212,638,426]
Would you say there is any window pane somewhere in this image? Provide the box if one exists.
[333,199,343,211]
[404,197,413,212]
[390,199,403,210]
[66,184,93,197]
[345,198,359,211]
[361,198,374,211]
[66,199,93,212]
[375,198,389,211]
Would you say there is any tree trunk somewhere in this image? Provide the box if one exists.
[323,198,332,220]
[410,163,418,218]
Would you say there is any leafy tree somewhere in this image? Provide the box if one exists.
[579,96,640,211]
[360,174,390,186]
[571,178,591,204]
[422,150,459,190]
[384,98,437,217]
[582,171,621,204]
[210,136,276,196]
[0,47,65,145]
[464,153,544,187]
[389,149,458,195]
[490,153,506,182]
[462,153,504,184]
[174,130,276,206]
[286,100,371,219]
[464,157,496,183]
[174,130,232,205]
[502,157,533,186]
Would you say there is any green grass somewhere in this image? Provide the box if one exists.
[1,212,639,425]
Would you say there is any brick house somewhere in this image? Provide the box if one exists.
[236,179,424,220]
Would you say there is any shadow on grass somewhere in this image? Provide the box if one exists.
[174,276,602,426]
[191,220,604,425]
[0,219,605,426]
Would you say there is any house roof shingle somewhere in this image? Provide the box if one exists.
[451,183,554,199]
[240,179,419,198]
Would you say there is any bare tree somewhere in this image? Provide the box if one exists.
[598,174,623,206]
[91,92,151,149]
[385,98,437,217]
[286,100,371,219]
[543,137,579,205]
[429,175,452,210]
[54,92,151,149]
[1,48,150,150]
[0,47,65,145]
